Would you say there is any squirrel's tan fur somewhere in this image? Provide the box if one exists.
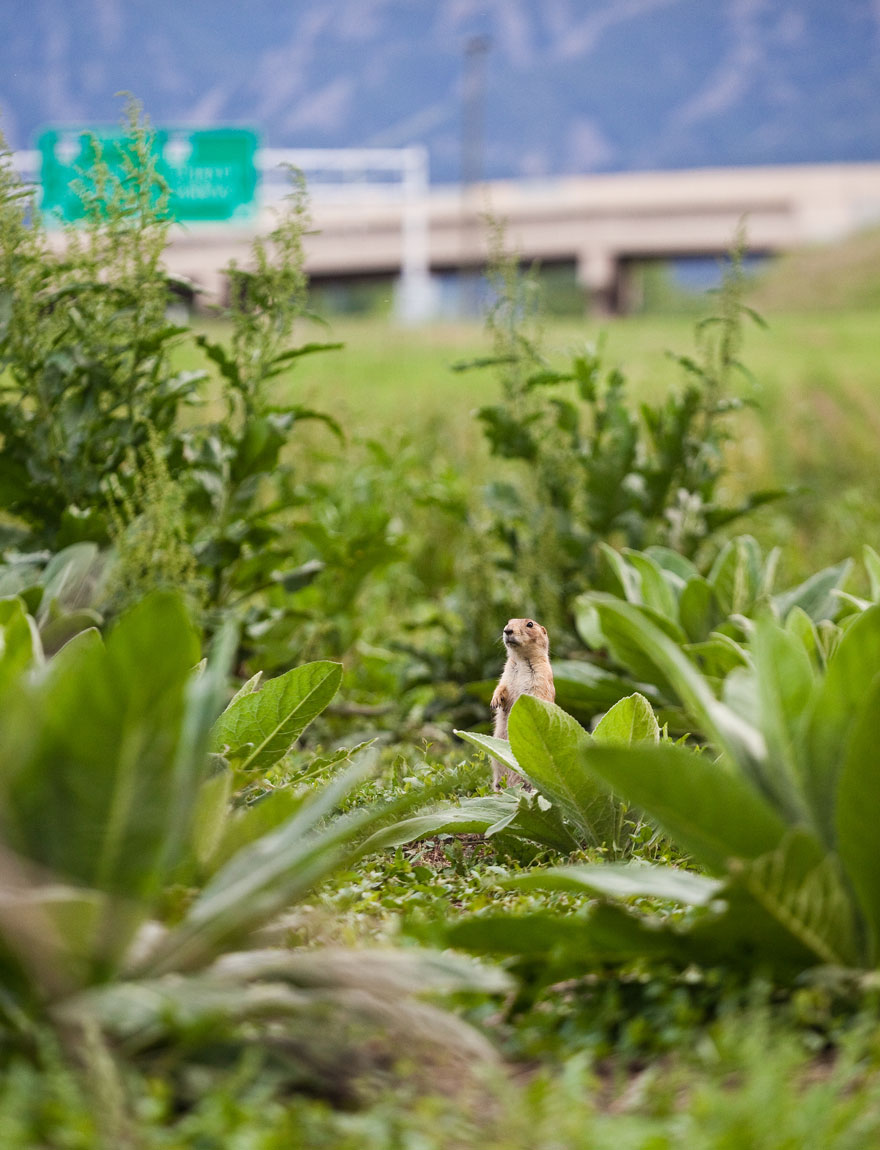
[490,617,555,789]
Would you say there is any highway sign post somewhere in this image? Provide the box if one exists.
[37,127,259,223]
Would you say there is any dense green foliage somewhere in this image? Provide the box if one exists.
[452,234,784,639]
[2,101,880,1145]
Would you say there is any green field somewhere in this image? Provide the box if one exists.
[224,305,880,581]
[247,308,880,434]
[6,118,880,1147]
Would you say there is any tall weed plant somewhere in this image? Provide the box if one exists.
[0,98,194,549]
[456,226,783,642]
[0,99,399,669]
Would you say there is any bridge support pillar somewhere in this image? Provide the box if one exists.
[576,248,619,315]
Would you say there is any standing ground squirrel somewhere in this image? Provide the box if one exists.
[490,617,555,789]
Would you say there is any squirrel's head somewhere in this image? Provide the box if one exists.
[502,618,550,654]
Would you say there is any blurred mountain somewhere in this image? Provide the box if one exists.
[2,0,879,182]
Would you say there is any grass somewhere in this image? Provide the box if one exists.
[17,260,880,1143]
[238,307,879,441]
[187,305,880,580]
[7,1008,880,1148]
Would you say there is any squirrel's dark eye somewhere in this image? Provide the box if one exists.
[526,621,534,628]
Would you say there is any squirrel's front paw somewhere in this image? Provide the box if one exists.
[490,688,506,710]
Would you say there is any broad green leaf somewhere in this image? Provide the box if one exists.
[210,661,342,773]
[685,882,830,977]
[159,617,239,882]
[622,549,678,620]
[448,902,686,972]
[580,743,788,874]
[45,625,102,672]
[511,860,724,905]
[0,597,42,693]
[445,911,606,960]
[454,730,521,778]
[685,635,748,680]
[0,592,203,904]
[484,791,581,852]
[507,695,620,848]
[803,605,880,848]
[643,547,699,583]
[784,606,821,666]
[553,660,661,719]
[141,750,465,975]
[679,576,719,643]
[834,674,880,965]
[361,796,519,853]
[227,671,263,708]
[598,542,641,603]
[709,536,764,616]
[750,618,815,824]
[590,598,766,770]
[724,830,861,968]
[191,769,233,870]
[213,788,308,867]
[592,692,659,747]
[39,607,102,656]
[585,594,687,695]
[773,560,852,624]
[143,752,382,972]
[865,545,880,602]
[37,543,103,619]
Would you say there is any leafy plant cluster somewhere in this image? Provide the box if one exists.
[0,101,394,670]
[0,590,503,1111]
[4,95,880,1143]
[439,544,880,1003]
[453,232,784,639]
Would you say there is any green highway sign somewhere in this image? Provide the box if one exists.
[37,127,259,223]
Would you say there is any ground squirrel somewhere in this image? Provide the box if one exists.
[490,617,555,789]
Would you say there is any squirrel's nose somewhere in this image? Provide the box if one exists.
[504,628,513,637]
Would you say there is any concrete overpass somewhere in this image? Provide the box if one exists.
[13,146,880,315]
[163,161,880,315]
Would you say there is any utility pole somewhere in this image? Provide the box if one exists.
[460,35,490,317]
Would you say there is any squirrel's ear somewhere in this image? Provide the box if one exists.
[540,624,548,636]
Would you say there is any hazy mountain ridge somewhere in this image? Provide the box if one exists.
[2,0,879,181]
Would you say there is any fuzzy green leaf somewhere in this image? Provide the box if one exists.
[511,860,724,905]
[580,743,788,875]
[507,695,620,847]
[592,692,660,747]
[210,661,342,773]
